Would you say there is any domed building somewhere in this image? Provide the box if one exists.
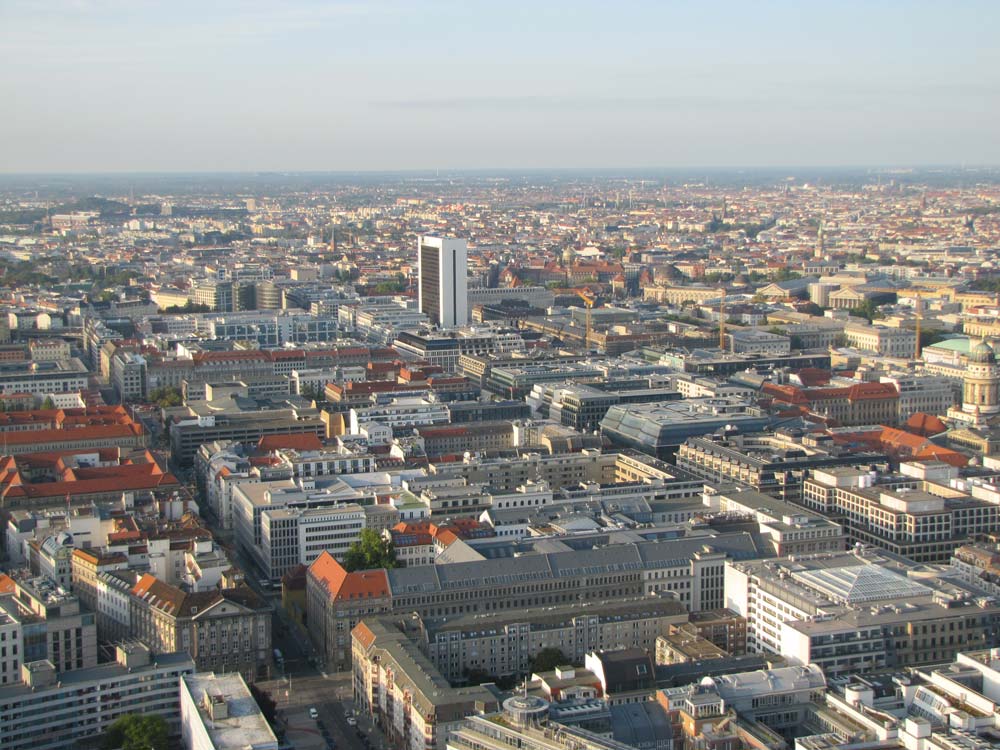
[962,339,1000,416]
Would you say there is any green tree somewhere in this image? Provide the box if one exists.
[102,714,169,750]
[848,299,884,323]
[343,528,398,572]
[529,647,569,674]
[148,386,182,408]
[773,267,802,282]
[40,396,55,410]
[798,302,826,317]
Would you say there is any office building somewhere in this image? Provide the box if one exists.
[726,548,1000,676]
[676,432,886,502]
[418,236,468,328]
[309,530,764,670]
[0,576,97,672]
[801,467,1000,563]
[0,644,194,750]
[130,575,272,680]
[413,597,688,681]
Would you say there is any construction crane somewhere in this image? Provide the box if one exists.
[719,293,727,351]
[575,289,596,349]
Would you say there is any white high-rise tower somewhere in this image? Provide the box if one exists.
[418,236,468,328]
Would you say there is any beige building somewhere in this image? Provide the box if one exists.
[129,574,272,680]
[843,322,917,358]
[415,597,688,680]
[801,467,999,563]
[352,618,499,750]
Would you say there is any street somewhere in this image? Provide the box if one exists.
[172,456,389,750]
[256,670,389,750]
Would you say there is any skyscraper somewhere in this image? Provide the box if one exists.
[418,236,468,328]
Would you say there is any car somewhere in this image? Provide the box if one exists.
[346,716,357,726]
[344,708,353,718]
[309,707,319,720]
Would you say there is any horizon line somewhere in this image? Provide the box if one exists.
[1,164,999,178]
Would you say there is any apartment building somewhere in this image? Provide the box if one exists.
[69,548,128,614]
[0,645,194,750]
[352,618,500,750]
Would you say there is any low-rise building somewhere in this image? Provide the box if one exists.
[180,671,279,750]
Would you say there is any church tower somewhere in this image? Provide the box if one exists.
[963,339,1000,416]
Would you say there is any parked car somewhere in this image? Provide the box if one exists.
[309,707,319,720]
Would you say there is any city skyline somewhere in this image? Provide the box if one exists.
[2,1,998,173]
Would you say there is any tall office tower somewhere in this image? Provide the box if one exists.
[418,236,468,328]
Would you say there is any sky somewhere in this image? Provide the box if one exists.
[1,0,998,172]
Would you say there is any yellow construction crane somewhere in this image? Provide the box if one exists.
[719,294,727,351]
[575,289,596,349]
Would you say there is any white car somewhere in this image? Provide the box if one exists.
[346,716,357,727]
[309,707,319,720]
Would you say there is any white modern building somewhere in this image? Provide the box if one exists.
[260,503,367,580]
[180,671,278,750]
[418,236,468,328]
[0,644,194,750]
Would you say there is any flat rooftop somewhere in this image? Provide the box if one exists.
[182,672,278,750]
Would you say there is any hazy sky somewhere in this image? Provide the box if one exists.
[2,0,998,172]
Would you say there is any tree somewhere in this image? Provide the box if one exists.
[148,386,182,408]
[773,268,802,282]
[343,528,398,572]
[40,396,55,410]
[529,647,569,674]
[102,714,169,750]
[848,299,884,324]
[798,302,826,317]
[249,682,277,724]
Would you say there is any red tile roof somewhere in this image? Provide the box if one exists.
[308,551,389,602]
[256,433,323,452]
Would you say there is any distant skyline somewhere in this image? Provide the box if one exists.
[2,1,998,173]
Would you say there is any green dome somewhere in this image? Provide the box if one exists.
[970,340,996,364]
